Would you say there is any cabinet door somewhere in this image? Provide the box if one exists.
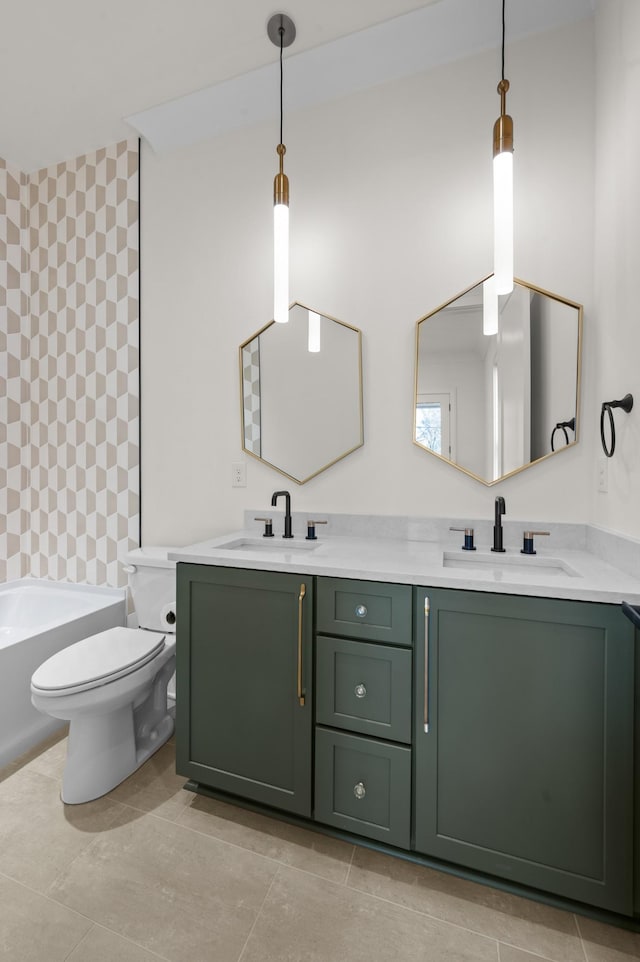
[413,588,634,915]
[176,564,313,816]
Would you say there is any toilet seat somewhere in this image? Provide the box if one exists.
[31,627,166,696]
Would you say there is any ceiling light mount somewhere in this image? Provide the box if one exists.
[267,14,296,49]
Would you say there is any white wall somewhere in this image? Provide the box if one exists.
[592,0,640,537]
[141,18,596,546]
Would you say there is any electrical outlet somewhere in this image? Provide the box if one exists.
[232,462,247,487]
[597,458,608,493]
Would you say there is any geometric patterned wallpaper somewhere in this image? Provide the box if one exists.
[0,159,29,584]
[0,139,139,588]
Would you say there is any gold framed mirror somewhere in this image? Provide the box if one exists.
[240,302,363,484]
[414,276,582,485]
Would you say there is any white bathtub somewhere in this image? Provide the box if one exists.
[0,578,127,768]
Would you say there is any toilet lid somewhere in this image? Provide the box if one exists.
[31,627,166,692]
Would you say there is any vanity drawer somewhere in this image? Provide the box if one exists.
[316,636,412,743]
[316,578,412,645]
[315,728,411,848]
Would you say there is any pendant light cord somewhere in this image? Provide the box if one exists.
[279,27,284,145]
[501,0,506,81]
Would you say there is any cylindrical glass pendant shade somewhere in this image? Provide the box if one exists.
[493,149,513,296]
[274,202,289,323]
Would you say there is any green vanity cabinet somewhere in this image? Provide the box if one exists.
[413,587,635,914]
[175,561,638,917]
[175,563,313,816]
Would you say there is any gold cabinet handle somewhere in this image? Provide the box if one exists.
[424,596,430,733]
[297,584,306,706]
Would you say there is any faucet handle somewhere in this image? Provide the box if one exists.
[521,530,550,555]
[306,520,328,541]
[254,517,274,538]
[449,526,476,551]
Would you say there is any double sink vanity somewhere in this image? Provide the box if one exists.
[170,505,640,921]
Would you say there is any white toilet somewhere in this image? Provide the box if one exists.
[30,547,177,805]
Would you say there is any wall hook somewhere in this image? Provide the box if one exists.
[600,394,633,458]
[550,416,576,452]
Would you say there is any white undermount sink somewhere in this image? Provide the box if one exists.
[215,537,320,552]
[442,551,581,579]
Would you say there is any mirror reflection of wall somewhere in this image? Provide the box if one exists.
[414,277,582,485]
[241,303,363,484]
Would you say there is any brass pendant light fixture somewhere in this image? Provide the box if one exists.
[268,13,296,324]
[493,0,514,295]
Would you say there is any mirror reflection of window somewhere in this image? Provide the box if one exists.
[416,392,455,460]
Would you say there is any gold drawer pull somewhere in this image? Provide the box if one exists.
[353,781,366,800]
[354,683,367,698]
[355,604,367,618]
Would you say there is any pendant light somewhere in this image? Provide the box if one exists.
[493,0,514,296]
[268,14,296,324]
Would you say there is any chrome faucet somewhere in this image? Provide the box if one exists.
[271,490,293,538]
[491,496,506,553]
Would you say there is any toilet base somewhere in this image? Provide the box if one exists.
[62,705,174,804]
[61,655,176,805]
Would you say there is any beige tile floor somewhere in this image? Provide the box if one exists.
[1,732,639,962]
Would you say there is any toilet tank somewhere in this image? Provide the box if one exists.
[123,547,177,633]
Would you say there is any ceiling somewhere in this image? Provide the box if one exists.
[1,0,595,173]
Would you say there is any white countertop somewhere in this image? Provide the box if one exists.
[169,525,640,605]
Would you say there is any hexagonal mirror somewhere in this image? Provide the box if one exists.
[240,303,363,484]
[414,276,582,485]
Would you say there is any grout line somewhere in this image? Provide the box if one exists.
[236,865,280,962]
[61,922,172,962]
[0,868,98,931]
[131,802,356,887]
[285,862,502,949]
[344,843,356,886]
[343,877,577,959]
[111,798,188,824]
[82,922,173,962]
[496,938,573,962]
[573,914,590,962]
[61,923,97,962]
